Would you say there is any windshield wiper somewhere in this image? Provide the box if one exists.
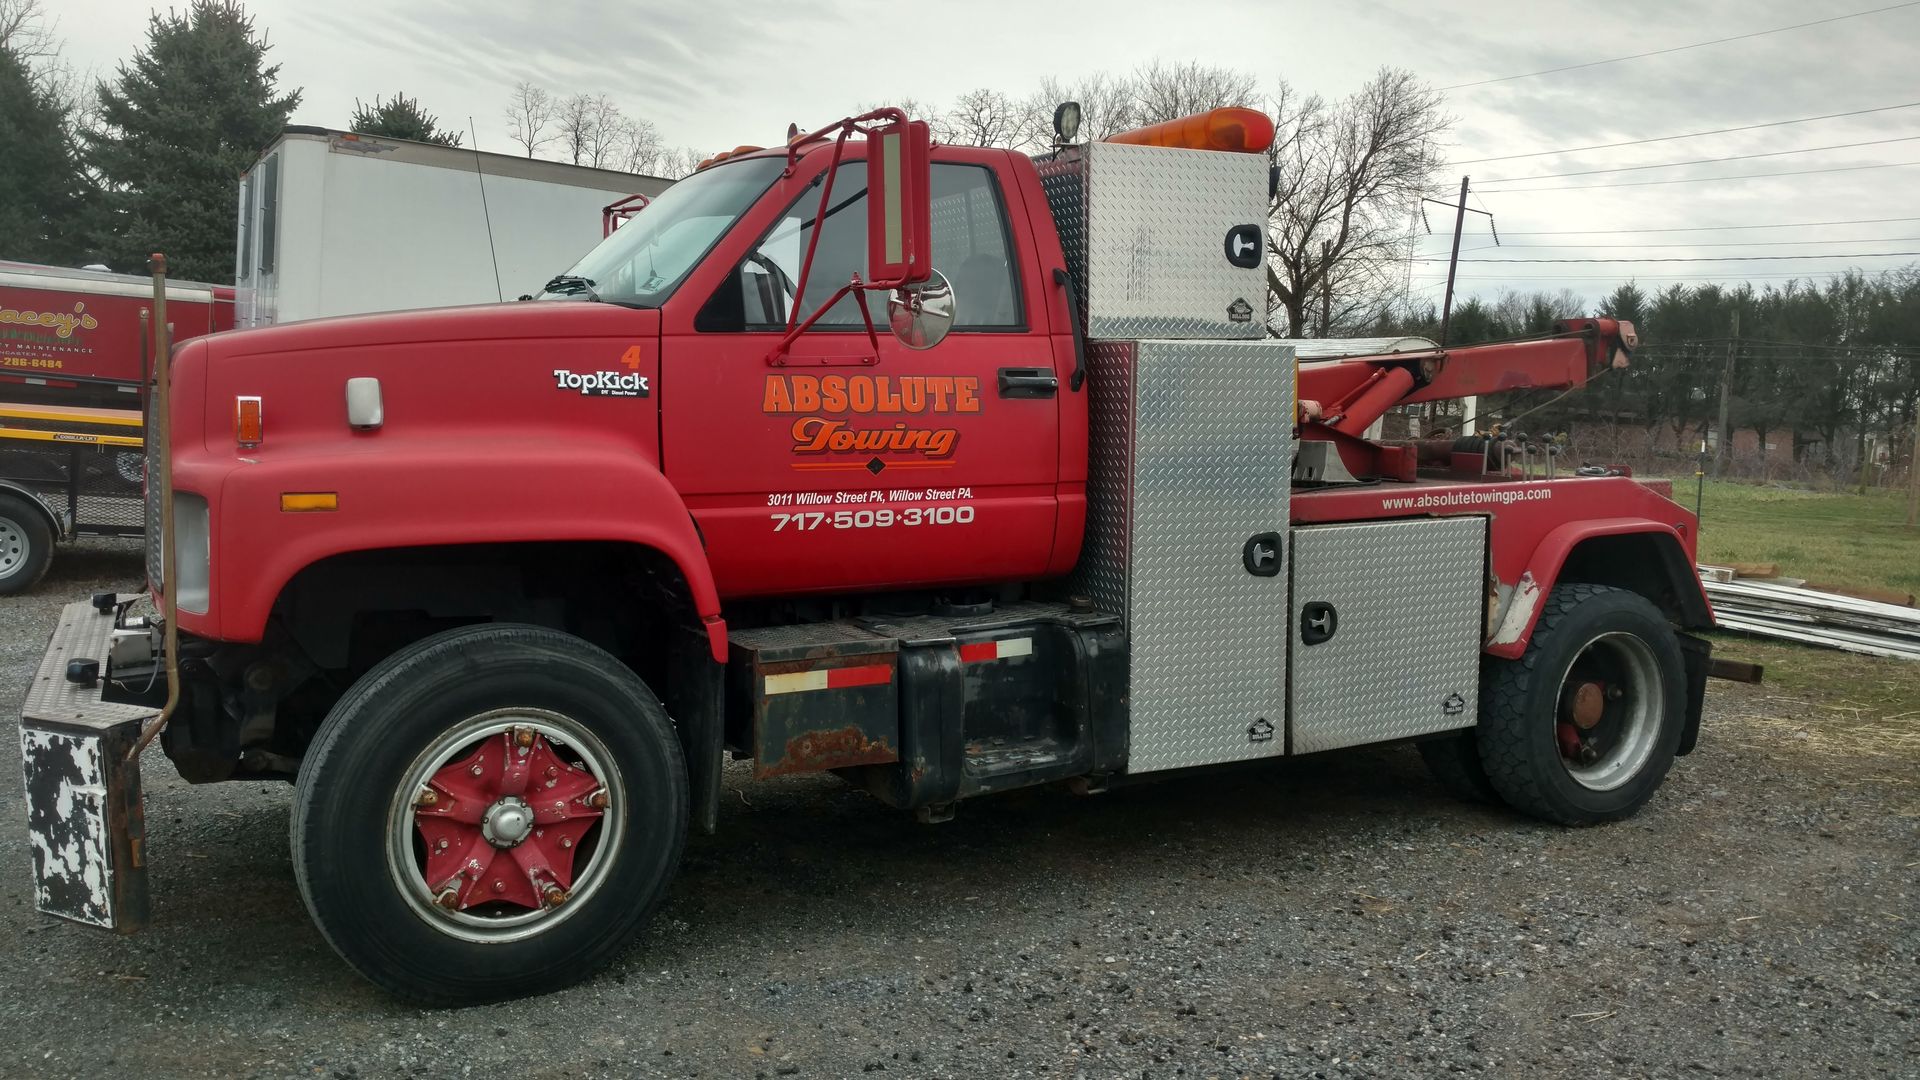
[542,274,602,301]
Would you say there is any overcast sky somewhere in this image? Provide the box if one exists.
[51,0,1920,310]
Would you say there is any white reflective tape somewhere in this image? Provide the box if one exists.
[998,637,1034,659]
[764,670,829,696]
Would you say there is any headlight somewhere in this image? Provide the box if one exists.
[173,492,211,614]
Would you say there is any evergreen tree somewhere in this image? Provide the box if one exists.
[81,0,299,282]
[0,42,83,264]
[350,92,460,146]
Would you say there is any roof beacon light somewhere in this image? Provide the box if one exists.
[1105,107,1275,154]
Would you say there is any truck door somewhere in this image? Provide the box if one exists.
[662,154,1062,599]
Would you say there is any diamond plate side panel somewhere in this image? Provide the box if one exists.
[1067,340,1138,619]
[1288,518,1485,754]
[1034,150,1088,331]
[1082,144,1267,340]
[1125,340,1293,773]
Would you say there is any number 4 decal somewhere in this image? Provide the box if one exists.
[619,345,643,369]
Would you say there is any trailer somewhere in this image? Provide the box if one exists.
[0,263,232,592]
[233,127,673,327]
[23,107,1717,1005]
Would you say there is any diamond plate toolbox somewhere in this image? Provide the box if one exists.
[1073,340,1296,773]
[1288,518,1485,754]
[1036,143,1268,339]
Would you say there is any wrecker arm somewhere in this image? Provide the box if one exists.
[1295,317,1635,481]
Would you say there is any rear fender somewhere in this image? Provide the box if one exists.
[1487,521,1712,660]
[0,480,69,540]
[206,439,727,660]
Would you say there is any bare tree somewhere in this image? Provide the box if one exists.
[503,80,556,158]
[935,87,1038,149]
[655,146,712,179]
[1131,60,1257,124]
[1265,68,1449,338]
[556,93,625,169]
[1030,73,1138,141]
[0,0,56,64]
[616,116,664,176]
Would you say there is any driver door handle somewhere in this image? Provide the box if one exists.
[998,367,1059,398]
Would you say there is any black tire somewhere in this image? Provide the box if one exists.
[1477,584,1686,826]
[0,492,54,596]
[1417,728,1499,804]
[291,623,688,1005]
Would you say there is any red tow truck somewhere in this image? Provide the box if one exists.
[20,107,1713,1004]
[0,261,234,593]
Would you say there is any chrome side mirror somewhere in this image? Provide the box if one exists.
[886,269,954,350]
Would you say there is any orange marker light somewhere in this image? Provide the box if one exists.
[235,395,263,449]
[280,492,338,512]
[1105,107,1276,154]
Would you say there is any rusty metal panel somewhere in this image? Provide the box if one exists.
[19,601,154,932]
[728,623,901,779]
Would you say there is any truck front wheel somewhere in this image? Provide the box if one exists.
[1476,584,1686,825]
[291,623,688,1005]
[0,492,54,596]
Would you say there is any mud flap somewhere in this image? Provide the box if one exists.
[1676,633,1711,757]
[19,601,155,931]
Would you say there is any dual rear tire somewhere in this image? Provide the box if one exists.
[1421,584,1688,825]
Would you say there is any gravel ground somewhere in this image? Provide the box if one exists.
[1,539,1915,1079]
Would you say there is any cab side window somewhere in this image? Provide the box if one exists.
[699,162,1022,332]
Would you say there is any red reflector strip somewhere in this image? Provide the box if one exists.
[957,637,1034,664]
[763,662,893,696]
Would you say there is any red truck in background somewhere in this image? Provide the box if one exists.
[0,261,234,592]
[20,108,1717,1005]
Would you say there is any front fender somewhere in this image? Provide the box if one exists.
[1487,519,1712,659]
[192,436,727,659]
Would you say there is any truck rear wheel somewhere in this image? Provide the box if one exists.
[1476,584,1686,825]
[0,492,54,596]
[291,623,687,1005]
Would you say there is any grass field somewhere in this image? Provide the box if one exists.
[1663,478,1920,735]
[1679,478,1920,596]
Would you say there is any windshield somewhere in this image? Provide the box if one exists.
[542,156,787,307]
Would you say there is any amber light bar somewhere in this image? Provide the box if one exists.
[1105,107,1276,154]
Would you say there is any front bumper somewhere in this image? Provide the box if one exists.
[18,600,153,932]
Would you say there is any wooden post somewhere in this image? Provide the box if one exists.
[1714,309,1737,477]
[1907,404,1918,527]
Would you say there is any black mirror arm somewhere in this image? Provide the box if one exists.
[1052,267,1087,392]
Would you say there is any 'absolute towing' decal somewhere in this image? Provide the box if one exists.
[762,374,980,468]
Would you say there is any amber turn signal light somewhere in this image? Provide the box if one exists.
[235,395,263,449]
[280,492,338,512]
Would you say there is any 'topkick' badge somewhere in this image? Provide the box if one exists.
[553,368,649,397]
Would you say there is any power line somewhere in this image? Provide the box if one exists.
[1447,101,1920,165]
[1478,135,1920,184]
[1412,251,1920,263]
[1438,2,1920,90]
[1484,159,1920,193]
[1490,236,1920,249]
[1411,269,1897,280]
[1500,216,1920,236]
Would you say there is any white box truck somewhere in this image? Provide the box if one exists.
[233,127,671,327]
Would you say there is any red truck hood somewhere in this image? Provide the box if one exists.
[182,300,663,459]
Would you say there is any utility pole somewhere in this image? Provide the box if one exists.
[1907,401,1918,527]
[1714,309,1738,477]
[1438,175,1469,346]
[1317,239,1332,337]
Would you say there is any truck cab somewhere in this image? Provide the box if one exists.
[20,109,1713,1006]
